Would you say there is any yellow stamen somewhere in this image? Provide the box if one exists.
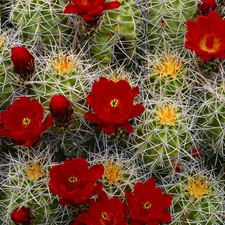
[23,117,31,126]
[68,176,77,183]
[25,163,45,182]
[186,175,210,202]
[199,34,221,53]
[103,159,123,185]
[102,212,108,220]
[153,54,183,79]
[0,35,5,48]
[156,105,179,126]
[143,202,152,209]
[53,54,75,75]
[110,99,119,108]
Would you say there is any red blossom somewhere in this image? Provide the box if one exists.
[125,178,172,225]
[0,96,53,147]
[78,191,128,225]
[49,95,74,124]
[197,0,217,16]
[64,0,121,21]
[84,77,145,134]
[10,206,35,225]
[185,10,225,61]
[49,158,104,205]
[11,46,35,78]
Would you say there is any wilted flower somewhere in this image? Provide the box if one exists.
[11,46,35,78]
[197,0,217,16]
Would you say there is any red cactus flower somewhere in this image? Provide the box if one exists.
[64,0,121,21]
[0,96,53,147]
[11,46,35,77]
[125,178,172,225]
[185,10,225,61]
[197,0,217,16]
[10,206,35,225]
[49,95,74,124]
[84,77,145,134]
[78,191,128,225]
[49,158,104,205]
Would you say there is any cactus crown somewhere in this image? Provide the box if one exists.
[24,162,45,182]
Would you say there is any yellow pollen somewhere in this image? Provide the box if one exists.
[143,202,152,209]
[199,34,221,53]
[53,54,75,75]
[68,176,77,183]
[102,212,108,220]
[103,159,123,185]
[186,176,210,202]
[110,99,119,108]
[156,105,179,126]
[25,163,45,182]
[154,55,182,79]
[23,117,31,126]
[0,36,5,48]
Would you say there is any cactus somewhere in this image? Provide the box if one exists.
[9,0,73,48]
[132,99,193,170]
[90,0,142,65]
[196,80,225,151]
[148,0,197,50]
[0,147,72,224]
[164,164,225,225]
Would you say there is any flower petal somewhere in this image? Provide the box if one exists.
[64,4,81,14]
[121,121,133,133]
[104,1,121,10]
[130,104,145,118]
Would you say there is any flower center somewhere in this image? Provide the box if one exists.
[68,176,77,183]
[101,212,116,225]
[199,34,221,53]
[54,55,75,75]
[23,117,31,126]
[186,176,210,202]
[81,0,87,4]
[143,201,152,209]
[110,99,119,108]
[156,105,179,126]
[103,159,123,185]
[25,163,45,182]
[155,55,183,79]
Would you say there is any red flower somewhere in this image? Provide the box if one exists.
[64,0,121,21]
[84,77,145,134]
[78,191,128,225]
[0,96,53,147]
[49,158,104,205]
[197,0,217,16]
[11,46,35,77]
[125,178,172,225]
[10,206,35,225]
[185,10,225,61]
[49,95,74,123]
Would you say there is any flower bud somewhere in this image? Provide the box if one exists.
[11,46,35,78]
[10,206,35,225]
[197,0,217,16]
[49,95,74,124]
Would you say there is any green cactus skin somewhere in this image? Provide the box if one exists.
[167,170,224,225]
[90,0,142,65]
[0,149,71,224]
[197,80,225,150]
[133,100,192,169]
[148,0,197,50]
[10,0,73,48]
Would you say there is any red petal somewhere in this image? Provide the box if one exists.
[92,182,103,195]
[82,13,95,21]
[131,86,139,98]
[59,198,74,205]
[125,190,133,205]
[0,126,11,138]
[130,104,145,118]
[104,1,121,10]
[146,220,159,225]
[84,112,102,123]
[121,121,133,133]
[42,116,53,131]
[131,220,144,225]
[160,210,172,223]
[64,4,80,14]
[199,53,213,61]
[98,191,108,201]
[89,164,104,180]
[101,124,117,133]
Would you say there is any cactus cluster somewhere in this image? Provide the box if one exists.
[1,0,225,224]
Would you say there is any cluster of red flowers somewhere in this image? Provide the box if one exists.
[48,158,172,225]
